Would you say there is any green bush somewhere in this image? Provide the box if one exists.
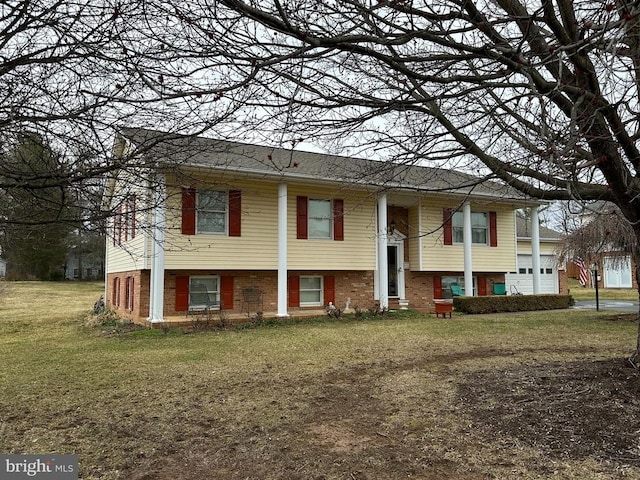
[453,294,575,314]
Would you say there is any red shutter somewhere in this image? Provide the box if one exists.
[129,277,135,310]
[433,275,443,299]
[333,199,344,241]
[117,205,123,245]
[182,188,196,235]
[478,276,487,296]
[323,275,336,306]
[443,208,453,246]
[489,211,498,247]
[288,275,300,307]
[131,194,136,240]
[297,196,308,239]
[228,190,242,237]
[175,275,190,311]
[221,275,234,309]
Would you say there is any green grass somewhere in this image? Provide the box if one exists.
[568,277,638,301]
[1,281,639,479]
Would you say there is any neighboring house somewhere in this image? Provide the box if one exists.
[104,128,562,324]
[506,217,566,295]
[0,257,6,278]
[565,202,637,289]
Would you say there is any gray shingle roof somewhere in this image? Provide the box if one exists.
[120,128,532,201]
[516,216,564,241]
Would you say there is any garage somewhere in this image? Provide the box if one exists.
[603,256,632,288]
[504,254,559,295]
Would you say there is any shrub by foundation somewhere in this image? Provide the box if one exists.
[453,294,575,314]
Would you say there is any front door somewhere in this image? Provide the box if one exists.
[388,245,399,297]
[387,238,405,298]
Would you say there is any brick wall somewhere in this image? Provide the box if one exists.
[106,270,150,323]
[163,270,376,317]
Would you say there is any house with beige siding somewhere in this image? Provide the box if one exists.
[104,128,559,324]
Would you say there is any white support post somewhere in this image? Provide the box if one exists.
[463,202,474,296]
[377,193,389,310]
[148,174,166,323]
[531,205,541,294]
[277,182,289,317]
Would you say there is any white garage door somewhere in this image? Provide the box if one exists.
[604,256,632,288]
[504,254,559,295]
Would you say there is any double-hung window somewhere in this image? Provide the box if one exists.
[308,199,332,239]
[452,211,488,245]
[197,190,227,234]
[300,276,323,306]
[189,276,220,310]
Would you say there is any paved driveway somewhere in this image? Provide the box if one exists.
[573,300,639,312]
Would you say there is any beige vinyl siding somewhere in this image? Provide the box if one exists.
[164,180,280,270]
[419,198,517,272]
[105,176,149,274]
[408,204,422,270]
[517,239,559,257]
[163,179,376,271]
[288,186,376,271]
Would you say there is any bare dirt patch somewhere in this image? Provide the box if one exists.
[458,357,640,466]
[119,349,640,480]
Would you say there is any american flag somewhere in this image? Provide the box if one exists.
[574,258,589,287]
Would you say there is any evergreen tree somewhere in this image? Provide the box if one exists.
[0,134,73,280]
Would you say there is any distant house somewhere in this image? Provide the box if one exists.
[565,202,637,289]
[506,217,566,295]
[103,128,565,324]
[0,257,6,278]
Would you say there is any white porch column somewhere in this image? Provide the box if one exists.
[531,205,541,294]
[148,174,166,323]
[277,182,289,317]
[377,193,389,309]
[463,202,474,296]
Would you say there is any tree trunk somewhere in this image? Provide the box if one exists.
[628,251,640,368]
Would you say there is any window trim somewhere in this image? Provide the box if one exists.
[299,275,323,306]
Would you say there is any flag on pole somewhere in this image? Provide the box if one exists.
[574,258,589,287]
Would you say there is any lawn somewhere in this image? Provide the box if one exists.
[568,278,638,301]
[1,281,640,479]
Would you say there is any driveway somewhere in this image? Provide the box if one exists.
[573,300,639,312]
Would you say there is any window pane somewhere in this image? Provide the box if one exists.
[472,228,487,244]
[190,278,218,306]
[300,277,321,290]
[308,199,331,238]
[453,227,464,243]
[197,211,226,233]
[452,212,463,228]
[301,290,322,304]
[198,191,226,210]
[471,212,487,228]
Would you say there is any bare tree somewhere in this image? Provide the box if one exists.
[142,0,640,362]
